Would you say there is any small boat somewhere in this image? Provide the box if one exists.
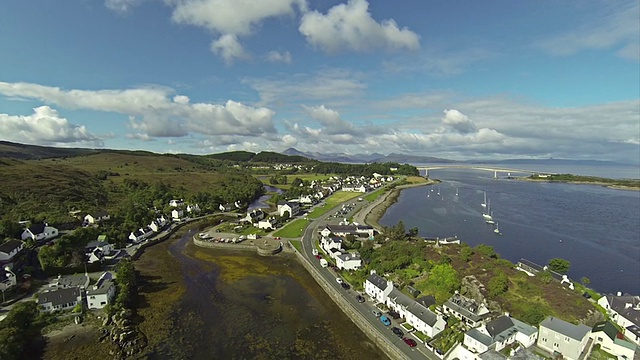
[481,191,487,208]
[482,200,492,220]
[494,222,501,235]
[455,188,459,196]
[485,211,495,224]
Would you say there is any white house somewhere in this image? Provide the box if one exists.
[320,224,375,238]
[598,294,640,346]
[464,315,538,355]
[171,209,184,220]
[21,223,58,242]
[186,204,200,214]
[442,294,491,327]
[386,288,445,338]
[320,236,343,255]
[0,239,25,264]
[242,209,265,224]
[537,316,591,360]
[38,286,83,312]
[84,240,114,264]
[87,272,116,310]
[277,201,300,217]
[129,229,146,243]
[49,272,90,290]
[84,210,110,224]
[590,321,637,360]
[257,218,276,230]
[335,252,362,271]
[169,199,184,207]
[365,270,393,304]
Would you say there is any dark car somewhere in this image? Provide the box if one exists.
[341,282,350,290]
[356,295,365,303]
[391,327,404,337]
[403,337,417,347]
[387,310,400,319]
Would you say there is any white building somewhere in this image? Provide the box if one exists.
[598,294,640,346]
[171,208,184,220]
[386,288,446,338]
[38,286,82,312]
[320,236,343,255]
[169,199,184,207]
[21,223,58,242]
[0,239,25,264]
[335,252,362,271]
[537,316,591,360]
[464,315,538,355]
[257,218,276,230]
[84,211,110,224]
[87,272,116,310]
[590,321,637,360]
[365,270,393,304]
[277,201,300,217]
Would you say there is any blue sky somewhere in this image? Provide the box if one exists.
[0,0,638,163]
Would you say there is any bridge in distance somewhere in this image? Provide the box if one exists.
[413,164,557,177]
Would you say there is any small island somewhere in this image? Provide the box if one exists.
[522,173,640,190]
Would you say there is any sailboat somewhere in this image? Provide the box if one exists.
[481,191,487,208]
[494,222,502,235]
[455,188,459,197]
[482,199,493,220]
[485,211,495,224]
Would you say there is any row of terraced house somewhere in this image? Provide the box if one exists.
[364,270,639,360]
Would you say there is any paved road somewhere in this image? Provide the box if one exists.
[299,193,439,360]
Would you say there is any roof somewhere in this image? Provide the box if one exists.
[444,295,488,322]
[27,223,46,235]
[0,239,24,254]
[539,317,591,341]
[406,301,439,326]
[336,252,360,262]
[486,316,516,338]
[467,328,494,347]
[417,295,436,308]
[38,286,81,307]
[607,295,640,327]
[85,240,108,249]
[511,317,538,336]
[327,225,357,233]
[592,321,621,341]
[87,278,115,296]
[367,272,388,291]
[53,273,89,288]
[518,258,544,272]
[626,324,640,338]
[389,288,414,309]
[91,210,109,217]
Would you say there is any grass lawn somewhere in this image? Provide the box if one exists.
[272,218,310,238]
[307,203,333,219]
[325,190,363,205]
[413,331,429,343]
[290,240,302,252]
[401,323,414,331]
[363,187,387,202]
[405,176,429,184]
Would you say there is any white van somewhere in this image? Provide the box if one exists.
[312,249,319,256]
[320,259,328,268]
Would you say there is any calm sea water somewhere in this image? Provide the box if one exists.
[380,167,640,295]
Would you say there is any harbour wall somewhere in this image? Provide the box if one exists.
[289,241,409,360]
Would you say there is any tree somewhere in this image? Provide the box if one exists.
[581,277,590,286]
[547,258,571,274]
[475,244,497,259]
[428,263,460,293]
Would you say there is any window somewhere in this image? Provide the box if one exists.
[565,336,570,342]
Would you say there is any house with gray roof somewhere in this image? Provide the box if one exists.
[537,316,592,360]
[87,272,116,310]
[49,272,90,290]
[598,294,640,346]
[405,300,446,338]
[443,294,491,327]
[21,223,58,242]
[589,321,637,360]
[365,270,393,304]
[335,252,362,271]
[38,286,82,312]
[0,239,24,265]
[464,315,538,355]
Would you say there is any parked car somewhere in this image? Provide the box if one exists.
[340,282,350,290]
[336,278,343,284]
[372,309,382,317]
[403,337,417,347]
[387,310,400,319]
[315,254,322,259]
[391,327,404,337]
[356,295,365,303]
[380,315,391,326]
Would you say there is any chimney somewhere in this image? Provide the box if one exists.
[617,291,623,296]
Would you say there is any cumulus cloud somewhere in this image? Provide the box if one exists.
[0,81,277,140]
[0,106,103,146]
[299,0,420,53]
[265,50,292,64]
[442,109,477,134]
[536,1,640,60]
[169,0,305,62]
[211,34,249,64]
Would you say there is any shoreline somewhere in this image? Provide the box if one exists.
[517,177,640,191]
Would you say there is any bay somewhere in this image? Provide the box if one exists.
[380,167,640,295]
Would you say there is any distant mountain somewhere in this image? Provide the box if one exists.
[0,140,99,160]
[281,148,456,164]
[472,158,627,166]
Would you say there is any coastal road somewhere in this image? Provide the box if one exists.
[299,192,439,360]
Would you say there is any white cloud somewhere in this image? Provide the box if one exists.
[442,109,477,134]
[170,0,306,36]
[265,50,292,64]
[299,0,420,53]
[281,134,298,147]
[0,106,103,146]
[536,1,640,60]
[0,81,277,140]
[105,0,143,13]
[211,34,250,64]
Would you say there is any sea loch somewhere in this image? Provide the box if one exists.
[380,167,640,294]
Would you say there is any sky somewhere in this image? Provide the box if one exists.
[0,0,639,163]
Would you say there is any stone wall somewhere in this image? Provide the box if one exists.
[290,242,409,360]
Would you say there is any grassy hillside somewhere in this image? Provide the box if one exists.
[0,140,98,159]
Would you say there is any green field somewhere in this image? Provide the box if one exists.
[363,187,388,202]
[289,239,303,252]
[272,218,310,238]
